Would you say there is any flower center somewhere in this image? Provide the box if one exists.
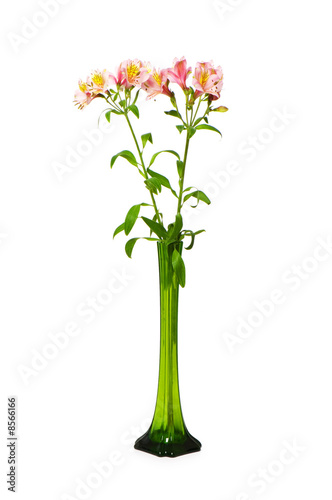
[127,63,140,81]
[92,73,103,86]
[79,82,87,93]
[153,72,162,85]
[200,70,210,86]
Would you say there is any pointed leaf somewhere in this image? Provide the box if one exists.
[113,222,125,239]
[164,110,182,119]
[141,133,153,149]
[183,190,211,206]
[125,238,139,258]
[168,214,183,240]
[149,150,180,167]
[172,249,186,288]
[147,169,177,197]
[141,217,167,239]
[128,104,139,119]
[125,236,160,258]
[177,160,184,178]
[132,89,141,105]
[188,126,196,139]
[196,124,222,137]
[105,110,112,123]
[124,204,141,235]
[111,150,137,168]
[184,231,195,250]
[193,117,203,127]
[176,125,185,134]
[145,177,162,194]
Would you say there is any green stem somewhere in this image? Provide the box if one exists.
[124,111,163,226]
[173,99,186,126]
[191,97,202,126]
[176,129,191,215]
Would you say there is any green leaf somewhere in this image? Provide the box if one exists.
[124,204,141,235]
[194,229,206,236]
[144,177,162,194]
[183,186,195,193]
[203,117,209,123]
[147,168,178,197]
[193,117,203,127]
[119,99,126,108]
[196,124,222,137]
[188,126,196,139]
[141,133,153,149]
[176,125,185,134]
[141,217,168,239]
[149,150,180,167]
[177,160,184,178]
[111,150,137,168]
[113,222,125,239]
[105,110,112,123]
[128,104,139,119]
[183,190,211,206]
[184,231,195,250]
[168,214,183,240]
[164,110,182,119]
[125,238,139,258]
[172,249,186,288]
[125,236,160,258]
[132,89,140,105]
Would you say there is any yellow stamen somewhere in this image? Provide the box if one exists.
[127,63,140,81]
[92,73,103,86]
[153,72,162,85]
[200,70,210,86]
[79,82,87,93]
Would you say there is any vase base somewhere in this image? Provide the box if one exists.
[134,429,202,458]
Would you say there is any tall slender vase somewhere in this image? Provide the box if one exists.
[134,241,202,458]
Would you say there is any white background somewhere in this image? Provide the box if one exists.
[1,0,332,499]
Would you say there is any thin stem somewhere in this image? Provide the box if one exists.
[191,97,202,126]
[173,99,186,126]
[176,129,191,215]
[104,95,122,113]
[176,95,196,215]
[124,111,163,225]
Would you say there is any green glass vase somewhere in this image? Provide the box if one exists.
[134,241,201,458]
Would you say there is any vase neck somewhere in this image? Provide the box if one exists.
[150,242,185,437]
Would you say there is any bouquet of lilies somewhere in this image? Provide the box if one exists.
[74,57,227,287]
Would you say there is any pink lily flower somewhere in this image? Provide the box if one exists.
[167,57,192,91]
[74,79,94,110]
[141,68,174,100]
[192,61,224,100]
[88,69,114,94]
[121,59,150,89]
[109,64,126,88]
